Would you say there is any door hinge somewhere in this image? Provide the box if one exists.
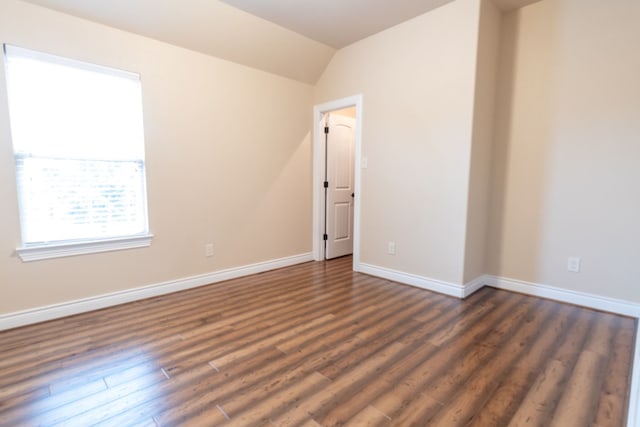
[324,126,329,134]
[323,234,328,241]
[323,181,329,188]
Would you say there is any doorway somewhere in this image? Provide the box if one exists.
[312,95,363,269]
[324,110,355,259]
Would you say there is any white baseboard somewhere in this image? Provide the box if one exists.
[358,263,468,298]
[358,263,488,299]
[486,275,640,318]
[0,252,313,331]
[462,274,489,298]
[355,266,640,317]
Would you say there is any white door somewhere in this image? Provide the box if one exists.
[325,114,355,259]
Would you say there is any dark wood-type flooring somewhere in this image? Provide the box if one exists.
[0,256,636,426]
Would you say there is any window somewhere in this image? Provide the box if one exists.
[3,45,152,261]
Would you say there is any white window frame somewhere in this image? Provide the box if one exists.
[16,235,153,262]
[4,45,153,261]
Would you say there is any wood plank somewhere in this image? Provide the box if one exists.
[269,342,408,426]
[106,283,414,424]
[507,359,570,427]
[468,303,575,427]
[550,350,608,427]
[0,256,634,427]
[426,299,554,426]
[319,294,524,425]
[225,371,332,426]
[594,318,636,427]
[344,405,390,426]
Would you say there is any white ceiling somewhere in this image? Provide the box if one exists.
[21,0,542,83]
[219,0,456,49]
[22,0,336,84]
[219,0,542,49]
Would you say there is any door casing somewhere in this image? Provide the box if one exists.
[312,94,363,271]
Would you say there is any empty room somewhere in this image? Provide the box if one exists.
[1,0,639,425]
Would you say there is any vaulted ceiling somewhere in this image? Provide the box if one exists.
[21,0,541,84]
[219,0,457,49]
[219,0,541,48]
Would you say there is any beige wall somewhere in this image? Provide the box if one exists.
[0,0,314,314]
[3,0,638,317]
[315,0,481,285]
[488,0,640,301]
[331,107,356,119]
[462,0,501,283]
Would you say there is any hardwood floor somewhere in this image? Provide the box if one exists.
[0,256,636,426]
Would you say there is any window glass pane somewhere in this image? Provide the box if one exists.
[4,45,149,246]
[5,45,145,160]
[16,156,147,243]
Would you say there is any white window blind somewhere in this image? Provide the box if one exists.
[4,45,150,250]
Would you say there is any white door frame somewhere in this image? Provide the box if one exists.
[312,94,363,271]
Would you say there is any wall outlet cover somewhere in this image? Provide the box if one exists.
[567,256,580,273]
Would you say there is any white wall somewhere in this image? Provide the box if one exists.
[0,0,314,315]
[488,0,640,302]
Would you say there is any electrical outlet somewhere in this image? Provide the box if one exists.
[567,256,580,273]
[205,243,214,257]
[387,241,396,255]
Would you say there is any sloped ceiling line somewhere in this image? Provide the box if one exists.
[21,0,542,84]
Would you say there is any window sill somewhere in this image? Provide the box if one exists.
[16,234,154,262]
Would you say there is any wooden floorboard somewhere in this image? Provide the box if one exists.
[0,256,635,426]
